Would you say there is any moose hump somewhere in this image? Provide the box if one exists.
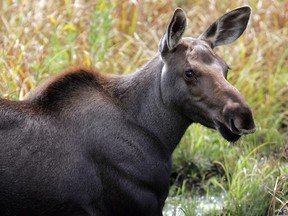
[29,67,117,112]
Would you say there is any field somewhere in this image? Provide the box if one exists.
[0,0,287,215]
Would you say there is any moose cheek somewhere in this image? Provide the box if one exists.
[187,84,205,102]
[177,88,207,120]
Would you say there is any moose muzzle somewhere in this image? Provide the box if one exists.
[222,101,256,136]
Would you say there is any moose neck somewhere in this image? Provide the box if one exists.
[119,54,191,155]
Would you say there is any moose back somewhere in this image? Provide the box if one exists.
[0,6,255,216]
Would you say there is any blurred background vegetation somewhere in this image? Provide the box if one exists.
[0,0,287,215]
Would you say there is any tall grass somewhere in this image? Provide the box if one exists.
[0,0,287,215]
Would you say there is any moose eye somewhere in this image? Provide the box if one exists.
[184,69,195,80]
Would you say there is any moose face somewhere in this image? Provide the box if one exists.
[159,7,256,142]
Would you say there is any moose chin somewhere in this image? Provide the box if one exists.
[0,6,255,216]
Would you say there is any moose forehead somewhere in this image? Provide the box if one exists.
[179,37,229,72]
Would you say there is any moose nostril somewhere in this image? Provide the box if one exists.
[223,102,256,135]
[230,119,241,134]
[229,117,255,135]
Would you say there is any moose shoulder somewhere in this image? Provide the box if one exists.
[0,6,255,216]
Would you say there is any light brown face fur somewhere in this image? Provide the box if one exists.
[159,7,255,142]
[160,37,255,142]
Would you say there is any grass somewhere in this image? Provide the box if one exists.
[0,0,287,215]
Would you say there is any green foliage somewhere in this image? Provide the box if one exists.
[89,0,113,63]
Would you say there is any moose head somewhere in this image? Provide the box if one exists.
[158,6,256,142]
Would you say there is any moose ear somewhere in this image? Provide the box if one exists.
[159,8,187,53]
[199,6,251,48]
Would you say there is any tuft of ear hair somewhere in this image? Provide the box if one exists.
[159,8,187,53]
[199,6,252,48]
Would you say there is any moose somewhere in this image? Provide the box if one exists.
[0,6,255,216]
